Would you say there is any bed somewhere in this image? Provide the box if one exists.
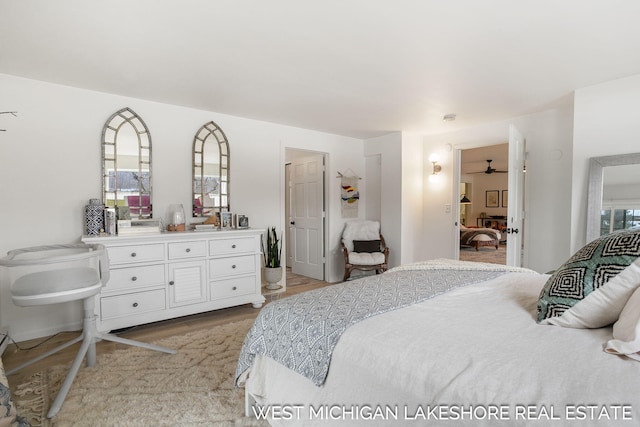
[459,225,501,250]
[236,229,640,426]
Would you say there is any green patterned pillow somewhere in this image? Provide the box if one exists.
[537,227,640,325]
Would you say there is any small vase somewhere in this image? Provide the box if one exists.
[167,204,186,232]
[85,198,104,236]
[264,266,283,290]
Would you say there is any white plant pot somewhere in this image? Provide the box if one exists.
[264,266,283,290]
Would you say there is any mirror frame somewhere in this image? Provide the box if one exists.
[192,121,230,218]
[101,107,153,218]
[586,152,640,242]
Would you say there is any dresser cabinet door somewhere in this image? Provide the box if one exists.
[168,261,207,307]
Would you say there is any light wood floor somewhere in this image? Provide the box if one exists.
[3,270,331,386]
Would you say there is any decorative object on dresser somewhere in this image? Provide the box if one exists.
[84,198,105,236]
[220,212,234,230]
[261,227,283,290]
[0,243,175,418]
[82,230,265,332]
[166,204,186,232]
[235,214,249,229]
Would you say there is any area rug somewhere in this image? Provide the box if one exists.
[11,319,269,427]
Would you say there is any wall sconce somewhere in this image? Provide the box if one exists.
[429,153,441,174]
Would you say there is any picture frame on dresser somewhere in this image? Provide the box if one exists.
[236,214,249,229]
[221,212,234,230]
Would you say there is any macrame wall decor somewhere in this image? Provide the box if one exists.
[338,169,361,218]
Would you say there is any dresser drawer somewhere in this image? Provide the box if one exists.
[100,289,166,320]
[209,255,255,278]
[211,276,256,299]
[168,240,207,260]
[104,264,165,292]
[209,237,256,256]
[107,244,165,265]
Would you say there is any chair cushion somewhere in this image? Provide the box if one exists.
[342,220,381,252]
[349,252,386,265]
[12,267,102,306]
[353,240,381,253]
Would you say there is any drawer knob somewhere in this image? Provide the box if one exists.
[169,280,175,286]
[232,286,237,291]
[132,302,139,308]
[232,264,236,269]
[186,248,191,253]
[131,252,137,257]
[232,244,236,249]
[131,276,137,281]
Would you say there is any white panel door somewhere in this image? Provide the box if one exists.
[290,154,325,280]
[506,125,526,267]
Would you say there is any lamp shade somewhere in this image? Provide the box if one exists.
[460,195,472,204]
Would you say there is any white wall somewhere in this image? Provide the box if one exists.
[400,132,425,264]
[363,132,403,267]
[467,173,508,225]
[0,73,363,341]
[422,105,574,273]
[571,73,640,253]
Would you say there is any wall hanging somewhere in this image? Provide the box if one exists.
[338,169,361,218]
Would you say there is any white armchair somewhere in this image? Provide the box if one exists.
[341,220,389,281]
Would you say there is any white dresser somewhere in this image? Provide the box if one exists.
[82,229,265,332]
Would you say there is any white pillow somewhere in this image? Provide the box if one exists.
[540,258,640,328]
[605,286,640,362]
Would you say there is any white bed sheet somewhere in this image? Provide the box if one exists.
[245,272,640,426]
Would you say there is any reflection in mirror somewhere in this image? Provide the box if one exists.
[102,108,152,219]
[192,121,230,217]
[586,153,640,242]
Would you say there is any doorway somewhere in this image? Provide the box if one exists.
[458,144,508,265]
[285,149,327,280]
[454,125,526,267]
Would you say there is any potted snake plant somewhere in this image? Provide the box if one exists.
[261,227,283,289]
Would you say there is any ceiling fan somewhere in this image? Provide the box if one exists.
[471,159,508,174]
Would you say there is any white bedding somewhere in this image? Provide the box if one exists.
[244,272,640,426]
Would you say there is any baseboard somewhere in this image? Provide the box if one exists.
[0,327,9,356]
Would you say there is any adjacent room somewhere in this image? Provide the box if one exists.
[2,1,640,425]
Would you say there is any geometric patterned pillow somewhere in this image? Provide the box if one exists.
[537,227,640,322]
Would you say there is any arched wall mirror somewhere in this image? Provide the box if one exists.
[586,152,640,242]
[192,121,230,217]
[102,108,153,219]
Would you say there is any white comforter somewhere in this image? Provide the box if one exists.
[245,271,640,426]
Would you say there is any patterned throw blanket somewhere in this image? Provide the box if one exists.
[235,260,534,387]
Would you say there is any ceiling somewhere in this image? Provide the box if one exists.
[461,144,509,175]
[2,1,640,139]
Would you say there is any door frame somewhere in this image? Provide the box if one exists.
[282,147,329,280]
[452,136,526,267]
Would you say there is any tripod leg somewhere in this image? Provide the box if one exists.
[47,336,92,418]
